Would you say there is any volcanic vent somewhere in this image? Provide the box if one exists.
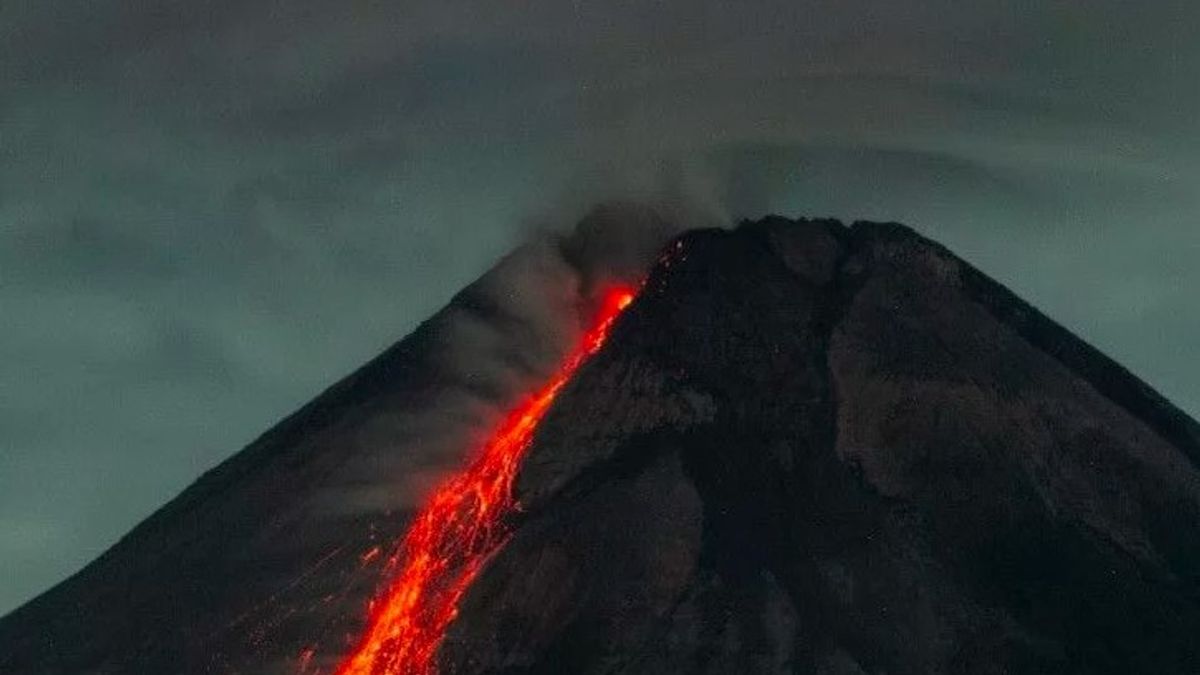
[2,209,1200,675]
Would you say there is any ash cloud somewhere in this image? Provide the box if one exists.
[443,200,705,389]
[323,200,706,518]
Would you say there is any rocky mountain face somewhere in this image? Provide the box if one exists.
[3,216,1199,674]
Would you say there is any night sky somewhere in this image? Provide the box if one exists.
[1,0,1197,615]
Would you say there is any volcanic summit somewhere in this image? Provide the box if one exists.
[2,210,1199,674]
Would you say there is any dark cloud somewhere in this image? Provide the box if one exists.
[1,0,1197,614]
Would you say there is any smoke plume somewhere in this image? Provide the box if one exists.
[325,201,714,518]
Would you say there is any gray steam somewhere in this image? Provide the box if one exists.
[444,200,712,392]
[321,201,709,517]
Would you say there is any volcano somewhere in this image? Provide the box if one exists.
[2,212,1199,674]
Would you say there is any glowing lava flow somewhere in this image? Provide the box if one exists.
[333,286,637,675]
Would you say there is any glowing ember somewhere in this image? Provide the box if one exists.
[332,286,637,675]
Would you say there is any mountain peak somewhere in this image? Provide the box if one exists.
[3,213,1198,674]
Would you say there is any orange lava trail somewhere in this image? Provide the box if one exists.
[333,286,637,675]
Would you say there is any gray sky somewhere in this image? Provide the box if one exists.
[1,0,1197,615]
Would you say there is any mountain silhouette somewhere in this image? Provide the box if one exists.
[2,212,1198,674]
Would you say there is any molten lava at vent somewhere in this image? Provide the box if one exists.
[332,286,637,675]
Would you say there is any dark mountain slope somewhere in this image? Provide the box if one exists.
[2,215,1197,675]
[0,234,609,673]
[441,218,1200,674]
